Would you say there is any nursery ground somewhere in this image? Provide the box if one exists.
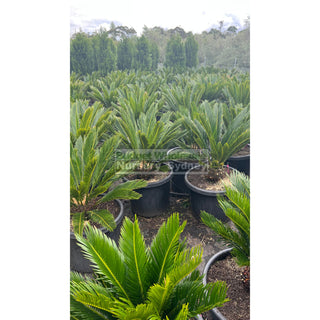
[123,195,229,274]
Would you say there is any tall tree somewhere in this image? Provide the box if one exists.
[70,32,93,75]
[95,28,117,75]
[133,35,152,71]
[117,38,134,70]
[185,34,198,68]
[165,35,186,70]
[150,41,159,70]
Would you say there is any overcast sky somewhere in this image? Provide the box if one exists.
[70,0,250,35]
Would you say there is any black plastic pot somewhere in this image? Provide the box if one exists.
[126,164,173,217]
[185,166,233,222]
[70,199,124,273]
[202,248,233,320]
[225,145,250,176]
[167,147,199,196]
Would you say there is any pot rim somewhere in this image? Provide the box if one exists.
[202,248,233,320]
[124,162,173,189]
[228,144,250,160]
[167,147,203,165]
[70,199,124,238]
[185,165,235,196]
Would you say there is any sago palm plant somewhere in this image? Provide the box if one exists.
[201,171,250,267]
[88,79,120,109]
[70,213,229,319]
[70,100,114,146]
[222,78,250,107]
[115,83,160,119]
[70,130,147,235]
[114,105,184,173]
[182,101,250,182]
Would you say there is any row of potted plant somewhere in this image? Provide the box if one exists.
[70,69,250,318]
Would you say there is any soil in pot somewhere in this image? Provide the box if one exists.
[205,255,250,320]
[126,167,170,184]
[185,166,234,222]
[187,166,232,192]
[70,199,120,232]
[70,199,123,273]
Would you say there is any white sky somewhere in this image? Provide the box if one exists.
[70,0,250,35]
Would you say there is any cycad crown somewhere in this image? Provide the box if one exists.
[201,171,250,267]
[70,130,147,235]
[70,213,229,319]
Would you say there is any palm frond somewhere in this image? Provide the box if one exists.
[148,213,186,284]
[75,225,132,303]
[89,209,117,231]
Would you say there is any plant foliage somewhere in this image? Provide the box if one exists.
[201,171,250,266]
[70,213,228,319]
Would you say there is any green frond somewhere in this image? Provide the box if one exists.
[71,211,86,236]
[75,225,132,304]
[89,209,117,232]
[148,213,186,284]
[98,179,147,203]
[118,217,149,305]
[173,304,189,320]
[111,303,158,320]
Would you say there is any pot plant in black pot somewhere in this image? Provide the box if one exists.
[201,171,250,320]
[70,213,229,319]
[182,101,250,221]
[114,104,184,217]
[70,130,147,272]
[222,102,250,176]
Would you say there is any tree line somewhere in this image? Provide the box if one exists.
[70,21,249,76]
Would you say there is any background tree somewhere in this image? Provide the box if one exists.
[117,38,134,70]
[150,41,159,70]
[185,34,198,68]
[70,32,93,74]
[165,35,186,71]
[95,28,117,75]
[133,35,152,71]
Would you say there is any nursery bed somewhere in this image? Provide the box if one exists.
[123,195,230,273]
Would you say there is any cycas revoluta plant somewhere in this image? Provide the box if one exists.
[222,78,250,107]
[114,104,184,173]
[88,79,120,109]
[201,171,250,289]
[70,213,228,319]
[70,130,147,235]
[70,100,114,146]
[182,101,250,182]
[116,83,160,119]
[201,171,250,267]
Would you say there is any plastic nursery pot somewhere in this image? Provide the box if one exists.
[185,165,234,222]
[70,199,124,273]
[225,144,250,176]
[202,248,233,320]
[126,163,173,218]
[167,147,199,196]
